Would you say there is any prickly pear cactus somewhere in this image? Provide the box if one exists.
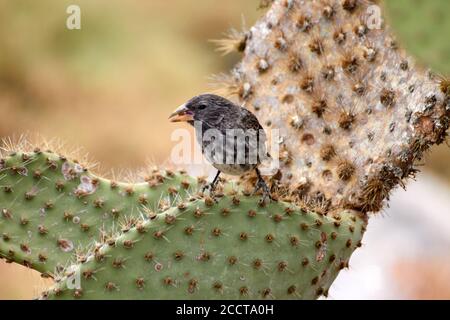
[0,143,367,300]
[0,149,196,275]
[220,0,449,213]
[41,199,365,300]
[0,0,449,300]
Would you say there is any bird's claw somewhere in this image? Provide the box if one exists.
[202,182,217,194]
[252,178,273,204]
[201,184,210,193]
[201,182,220,203]
[200,172,222,204]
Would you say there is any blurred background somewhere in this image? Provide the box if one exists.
[0,0,449,299]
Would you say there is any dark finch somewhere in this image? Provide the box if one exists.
[169,94,272,200]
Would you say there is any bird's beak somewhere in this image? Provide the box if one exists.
[168,104,194,122]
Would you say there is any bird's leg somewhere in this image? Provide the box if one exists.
[253,168,273,202]
[202,170,221,194]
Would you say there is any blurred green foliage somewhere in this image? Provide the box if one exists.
[384,0,450,75]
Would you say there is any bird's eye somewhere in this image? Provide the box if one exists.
[197,104,207,110]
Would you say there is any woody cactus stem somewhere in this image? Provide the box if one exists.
[42,199,366,300]
[222,0,449,213]
[0,150,197,275]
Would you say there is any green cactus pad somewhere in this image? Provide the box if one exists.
[42,197,366,300]
[0,150,197,275]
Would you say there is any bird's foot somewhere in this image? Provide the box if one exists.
[201,184,210,193]
[201,171,221,197]
[201,188,220,205]
[201,182,221,203]
[252,178,273,204]
[201,182,217,194]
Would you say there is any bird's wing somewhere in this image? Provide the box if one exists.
[239,108,264,131]
[243,109,268,162]
[200,105,269,165]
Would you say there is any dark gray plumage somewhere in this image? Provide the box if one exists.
[169,94,272,199]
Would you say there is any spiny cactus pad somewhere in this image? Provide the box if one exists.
[0,147,365,300]
[42,199,366,300]
[0,150,196,275]
[222,0,449,213]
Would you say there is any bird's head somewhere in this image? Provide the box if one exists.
[169,94,231,124]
